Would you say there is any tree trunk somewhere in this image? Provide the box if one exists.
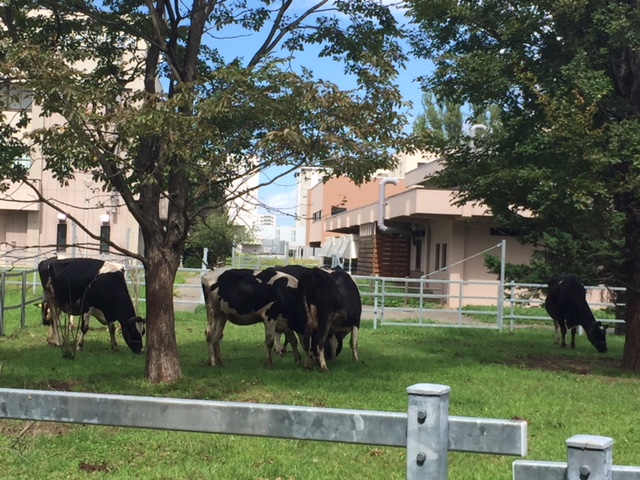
[621,281,640,371]
[144,251,183,383]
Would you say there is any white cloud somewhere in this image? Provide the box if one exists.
[260,188,298,214]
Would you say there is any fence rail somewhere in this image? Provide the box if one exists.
[0,383,526,479]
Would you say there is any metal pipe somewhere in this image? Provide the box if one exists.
[377,178,407,235]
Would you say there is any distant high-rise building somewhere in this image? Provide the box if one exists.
[295,167,323,229]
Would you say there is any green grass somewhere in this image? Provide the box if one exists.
[0,308,637,480]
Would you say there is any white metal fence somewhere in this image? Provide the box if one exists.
[0,383,526,479]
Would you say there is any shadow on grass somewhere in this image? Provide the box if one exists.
[0,317,634,403]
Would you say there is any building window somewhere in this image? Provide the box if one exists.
[0,85,33,111]
[415,239,422,270]
[440,243,447,269]
[14,155,33,170]
[100,225,111,253]
[435,243,448,270]
[331,206,346,215]
[312,210,322,222]
[56,224,67,252]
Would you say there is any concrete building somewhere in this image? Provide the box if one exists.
[0,63,146,266]
[303,152,538,305]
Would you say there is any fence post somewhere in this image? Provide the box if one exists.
[21,271,27,329]
[406,383,450,480]
[566,435,613,480]
[0,271,5,336]
[497,239,506,332]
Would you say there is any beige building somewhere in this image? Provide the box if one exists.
[0,91,143,267]
[0,29,147,266]
[307,155,538,305]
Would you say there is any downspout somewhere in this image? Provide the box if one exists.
[377,178,408,235]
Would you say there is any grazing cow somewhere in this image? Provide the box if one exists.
[544,274,608,353]
[297,267,348,371]
[38,257,145,354]
[201,268,304,367]
[276,265,361,362]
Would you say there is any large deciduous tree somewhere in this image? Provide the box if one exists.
[406,0,640,370]
[0,0,409,382]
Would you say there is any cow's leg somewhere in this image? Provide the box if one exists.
[273,333,286,355]
[76,314,90,351]
[46,305,62,346]
[205,310,226,367]
[553,320,561,345]
[557,320,568,348]
[350,326,359,362]
[263,320,277,367]
[569,327,577,349]
[328,334,339,359]
[282,329,301,363]
[108,322,119,351]
[317,345,329,372]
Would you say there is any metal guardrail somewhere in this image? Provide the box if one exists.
[0,383,527,479]
[513,435,640,480]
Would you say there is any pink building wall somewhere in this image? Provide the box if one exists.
[306,176,407,247]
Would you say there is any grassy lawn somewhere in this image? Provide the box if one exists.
[0,302,638,480]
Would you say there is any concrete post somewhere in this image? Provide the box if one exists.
[566,435,613,480]
[406,383,450,480]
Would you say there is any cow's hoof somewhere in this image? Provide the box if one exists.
[112,346,121,352]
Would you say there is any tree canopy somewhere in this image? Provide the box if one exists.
[0,0,410,382]
[406,0,640,370]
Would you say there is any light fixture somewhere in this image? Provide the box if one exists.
[100,214,110,224]
[56,213,67,221]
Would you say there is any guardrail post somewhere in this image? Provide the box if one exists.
[406,383,450,480]
[566,435,613,480]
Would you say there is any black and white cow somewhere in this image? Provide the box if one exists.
[544,274,608,353]
[276,265,361,363]
[296,267,348,371]
[201,268,304,367]
[38,257,145,354]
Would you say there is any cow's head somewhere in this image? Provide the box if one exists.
[37,302,52,326]
[587,321,608,353]
[121,316,146,354]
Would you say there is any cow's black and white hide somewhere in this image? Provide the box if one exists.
[38,257,145,353]
[201,268,303,367]
[545,274,608,353]
[275,265,361,363]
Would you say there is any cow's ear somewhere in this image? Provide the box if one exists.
[594,321,602,328]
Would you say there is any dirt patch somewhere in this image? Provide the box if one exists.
[507,354,621,375]
[28,379,83,392]
[0,420,72,437]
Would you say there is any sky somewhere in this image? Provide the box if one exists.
[255,6,429,227]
